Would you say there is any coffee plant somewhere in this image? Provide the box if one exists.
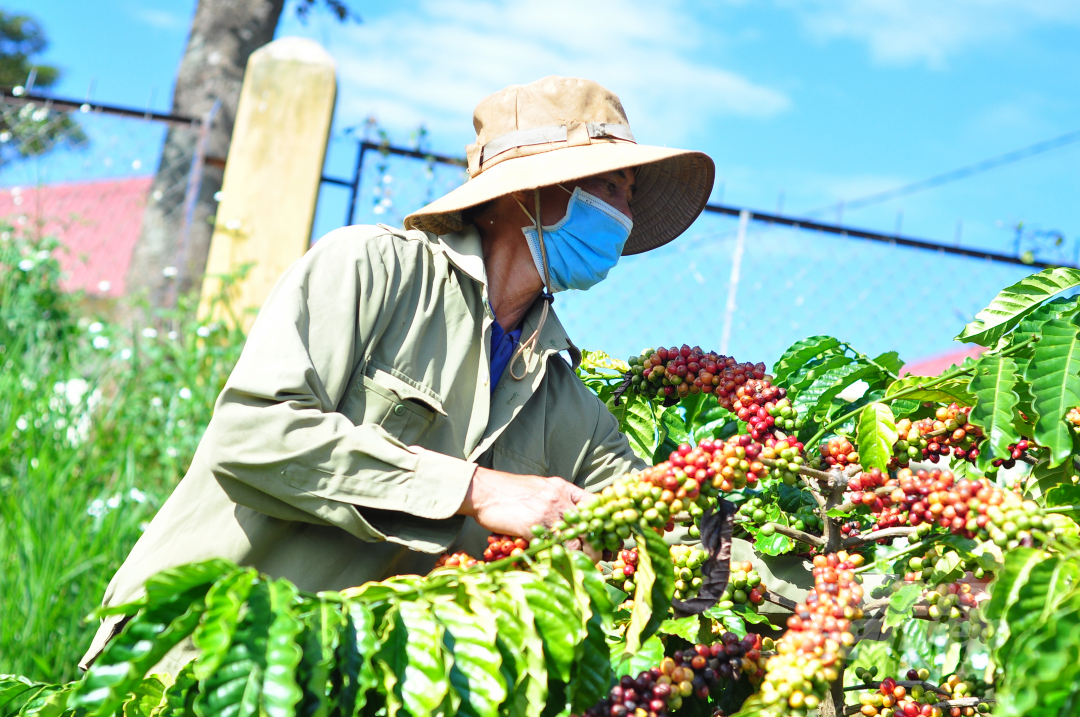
[5,267,1080,717]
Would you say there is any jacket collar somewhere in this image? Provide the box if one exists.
[431,225,580,368]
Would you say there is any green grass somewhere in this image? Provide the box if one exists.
[0,230,246,682]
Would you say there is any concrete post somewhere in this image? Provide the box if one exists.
[199,37,336,327]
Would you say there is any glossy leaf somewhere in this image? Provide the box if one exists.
[153,663,198,717]
[192,570,258,680]
[295,595,343,717]
[787,354,855,398]
[884,583,921,631]
[194,580,272,717]
[121,677,167,717]
[73,585,209,717]
[625,528,675,654]
[658,616,701,642]
[1024,319,1080,466]
[329,601,378,717]
[618,397,661,463]
[610,635,664,679]
[434,599,506,717]
[794,359,882,426]
[565,553,615,712]
[477,578,546,717]
[0,677,45,717]
[883,374,976,405]
[771,336,843,387]
[396,598,450,717]
[856,402,898,472]
[956,267,1080,346]
[969,355,1021,473]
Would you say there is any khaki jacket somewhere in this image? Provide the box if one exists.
[81,223,645,672]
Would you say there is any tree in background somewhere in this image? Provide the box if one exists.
[126,0,359,310]
[0,11,85,163]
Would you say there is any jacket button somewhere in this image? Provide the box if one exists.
[394,404,405,416]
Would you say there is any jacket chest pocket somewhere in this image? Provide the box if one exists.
[340,365,445,446]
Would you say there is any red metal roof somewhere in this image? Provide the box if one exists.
[903,345,986,376]
[0,177,151,296]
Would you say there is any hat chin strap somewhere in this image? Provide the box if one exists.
[509,189,554,381]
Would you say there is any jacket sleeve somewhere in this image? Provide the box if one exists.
[574,394,649,493]
[200,228,476,545]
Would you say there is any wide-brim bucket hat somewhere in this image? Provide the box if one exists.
[404,75,715,255]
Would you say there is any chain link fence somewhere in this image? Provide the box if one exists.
[0,91,201,298]
[315,135,1056,369]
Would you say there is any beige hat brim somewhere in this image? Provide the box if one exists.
[403,142,715,255]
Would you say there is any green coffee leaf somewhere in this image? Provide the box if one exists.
[73,585,209,717]
[883,375,976,405]
[0,676,46,717]
[1046,484,1080,512]
[476,579,547,717]
[121,677,167,717]
[658,616,700,642]
[1024,320,1080,466]
[969,354,1021,473]
[957,267,1080,346]
[788,354,855,396]
[296,595,344,717]
[625,528,675,654]
[610,635,664,679]
[329,601,379,717]
[565,552,615,712]
[434,599,506,717]
[857,402,898,472]
[619,397,662,463]
[793,359,879,421]
[193,569,258,680]
[884,583,922,630]
[151,662,198,717]
[396,598,450,717]
[772,336,844,387]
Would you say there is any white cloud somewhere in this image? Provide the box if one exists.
[321,0,790,147]
[133,7,188,31]
[782,0,1080,68]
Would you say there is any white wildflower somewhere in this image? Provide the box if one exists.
[120,348,132,360]
[106,494,122,509]
[179,387,192,400]
[92,335,110,349]
[35,250,49,261]
[97,280,111,292]
[30,457,39,469]
[17,259,33,271]
[88,322,104,334]
[150,397,163,407]
[128,487,147,503]
[142,327,158,339]
[166,447,179,458]
[87,499,107,518]
[168,331,178,340]
[15,416,28,431]
[196,326,211,338]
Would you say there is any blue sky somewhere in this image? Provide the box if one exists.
[21,0,1080,363]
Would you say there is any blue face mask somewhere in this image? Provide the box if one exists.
[518,186,633,293]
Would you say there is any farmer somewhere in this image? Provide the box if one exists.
[81,75,714,672]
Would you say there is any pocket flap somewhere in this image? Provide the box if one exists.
[364,363,447,416]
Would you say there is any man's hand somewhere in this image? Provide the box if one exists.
[458,467,585,540]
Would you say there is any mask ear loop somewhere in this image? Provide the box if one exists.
[510,188,555,380]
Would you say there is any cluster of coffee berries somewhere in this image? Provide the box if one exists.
[607,548,639,593]
[759,438,807,486]
[715,560,767,611]
[670,544,707,600]
[848,466,1065,549]
[433,551,478,569]
[920,583,986,637]
[891,406,984,468]
[484,534,528,562]
[541,445,716,552]
[817,436,859,468]
[899,544,988,585]
[989,439,1031,470]
[576,636,764,717]
[840,519,865,541]
[1068,407,1080,434]
[756,551,865,713]
[854,675,948,717]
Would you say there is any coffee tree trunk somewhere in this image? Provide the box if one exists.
[125,0,285,309]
